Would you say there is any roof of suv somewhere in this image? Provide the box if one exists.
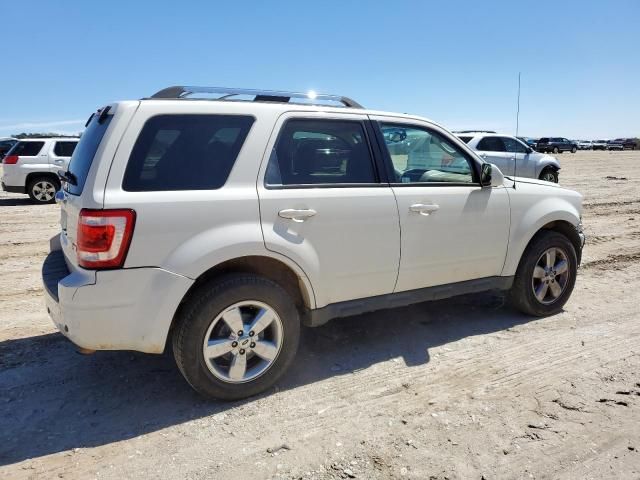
[454,132,516,138]
[15,137,79,141]
[138,85,441,128]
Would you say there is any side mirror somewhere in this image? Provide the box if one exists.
[526,146,533,154]
[481,163,504,187]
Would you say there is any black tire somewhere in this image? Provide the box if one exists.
[27,175,60,204]
[553,147,559,154]
[571,147,577,153]
[539,167,559,183]
[509,231,577,317]
[172,274,301,400]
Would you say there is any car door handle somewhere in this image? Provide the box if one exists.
[53,159,65,164]
[410,203,439,216]
[278,208,317,222]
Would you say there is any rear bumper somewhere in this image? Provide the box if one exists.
[43,235,194,354]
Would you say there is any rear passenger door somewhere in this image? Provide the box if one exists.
[475,137,512,175]
[50,141,77,172]
[257,112,400,308]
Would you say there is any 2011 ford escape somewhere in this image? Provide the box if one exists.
[43,86,585,400]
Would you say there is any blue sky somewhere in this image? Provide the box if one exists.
[1,0,638,139]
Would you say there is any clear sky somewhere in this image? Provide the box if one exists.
[1,0,638,139]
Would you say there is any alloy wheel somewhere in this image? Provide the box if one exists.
[531,247,570,304]
[32,181,56,202]
[202,300,284,383]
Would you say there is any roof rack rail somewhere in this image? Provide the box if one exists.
[147,86,364,109]
[453,130,497,134]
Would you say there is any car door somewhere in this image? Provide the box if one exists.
[257,112,400,308]
[371,117,510,292]
[474,136,512,175]
[502,136,533,177]
[49,140,77,172]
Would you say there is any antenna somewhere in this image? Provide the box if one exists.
[513,72,521,189]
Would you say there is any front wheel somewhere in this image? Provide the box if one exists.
[172,274,300,400]
[553,147,559,154]
[571,147,577,153]
[509,231,577,316]
[539,168,559,183]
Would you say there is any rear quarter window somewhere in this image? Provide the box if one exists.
[11,141,45,156]
[457,136,473,144]
[122,114,254,191]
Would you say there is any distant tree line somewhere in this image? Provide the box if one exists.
[12,132,80,139]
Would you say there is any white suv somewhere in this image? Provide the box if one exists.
[2,137,79,203]
[456,132,561,183]
[42,86,585,400]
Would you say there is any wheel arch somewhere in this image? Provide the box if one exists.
[25,171,60,188]
[506,218,582,277]
[165,255,315,350]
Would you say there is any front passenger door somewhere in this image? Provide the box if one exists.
[502,136,532,178]
[372,118,510,293]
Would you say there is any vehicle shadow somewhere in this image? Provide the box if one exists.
[0,197,34,207]
[0,292,538,466]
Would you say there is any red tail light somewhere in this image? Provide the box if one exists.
[77,209,136,269]
[3,155,19,164]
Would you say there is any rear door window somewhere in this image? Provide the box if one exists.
[476,137,506,152]
[11,141,45,156]
[66,111,112,196]
[53,141,78,157]
[265,118,377,186]
[123,114,254,191]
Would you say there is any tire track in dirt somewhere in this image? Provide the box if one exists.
[580,251,640,270]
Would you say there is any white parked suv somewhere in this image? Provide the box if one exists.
[456,132,561,183]
[42,86,585,400]
[2,137,79,203]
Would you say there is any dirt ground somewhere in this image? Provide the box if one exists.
[1,150,639,480]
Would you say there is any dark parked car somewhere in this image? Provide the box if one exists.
[0,138,18,160]
[536,137,578,154]
[609,138,637,150]
[517,137,538,150]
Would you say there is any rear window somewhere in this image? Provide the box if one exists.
[538,138,549,143]
[66,113,112,196]
[10,141,45,157]
[457,136,473,144]
[122,114,254,191]
[53,141,78,157]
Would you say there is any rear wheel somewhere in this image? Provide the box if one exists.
[539,167,559,183]
[27,176,59,204]
[509,231,577,316]
[172,274,301,400]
